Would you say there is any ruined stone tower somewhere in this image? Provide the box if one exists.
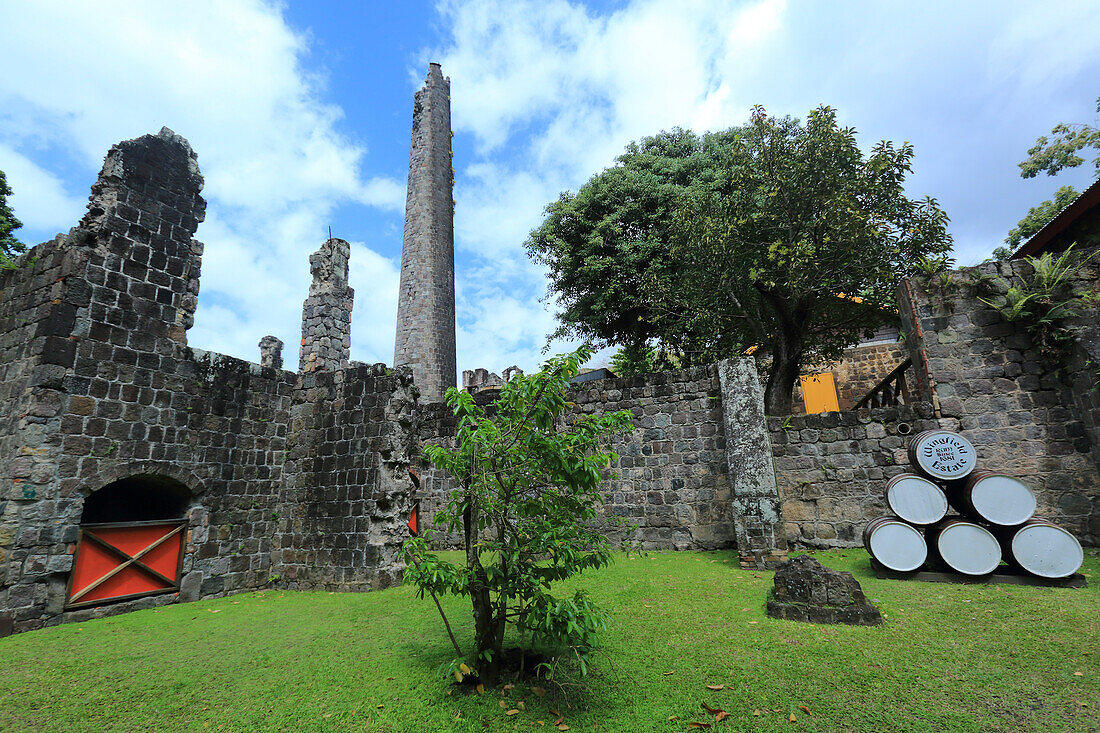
[394,63,456,402]
[299,237,353,373]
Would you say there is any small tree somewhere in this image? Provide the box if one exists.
[403,347,633,687]
[1,170,26,269]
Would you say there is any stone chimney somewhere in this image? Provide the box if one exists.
[393,63,457,402]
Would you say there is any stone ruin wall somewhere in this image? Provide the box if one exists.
[276,364,417,591]
[0,130,416,635]
[417,365,736,551]
[416,359,789,568]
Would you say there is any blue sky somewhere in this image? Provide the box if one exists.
[1,1,1097,378]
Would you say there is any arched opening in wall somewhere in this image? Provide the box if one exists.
[81,474,191,524]
[66,475,193,610]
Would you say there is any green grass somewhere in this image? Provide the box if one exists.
[2,549,1098,732]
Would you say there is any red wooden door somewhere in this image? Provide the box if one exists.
[66,520,185,609]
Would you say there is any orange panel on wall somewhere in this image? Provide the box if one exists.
[67,521,184,609]
[801,373,839,413]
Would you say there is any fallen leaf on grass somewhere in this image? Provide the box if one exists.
[476,684,485,694]
[376,704,384,709]
[532,687,546,697]
[208,609,221,614]
[668,716,679,721]
[1074,672,1085,676]
[664,670,676,676]
[788,713,796,722]
[385,677,395,681]
[748,621,758,625]
[557,726,570,731]
[701,703,723,714]
[322,713,332,719]
[752,710,761,717]
[553,715,564,725]
[715,711,730,722]
[705,685,725,691]
[506,709,520,716]
[499,700,508,709]
[687,723,711,729]
[798,705,812,715]
[504,683,515,690]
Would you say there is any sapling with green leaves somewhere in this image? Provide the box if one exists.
[402,346,633,687]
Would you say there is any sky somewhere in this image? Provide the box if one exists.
[1,0,1097,378]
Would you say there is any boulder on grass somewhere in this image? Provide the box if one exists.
[766,554,882,625]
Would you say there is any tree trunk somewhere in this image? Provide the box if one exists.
[464,498,503,686]
[758,287,804,415]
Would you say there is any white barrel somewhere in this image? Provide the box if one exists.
[907,430,977,481]
[929,518,1001,576]
[1008,519,1084,579]
[884,473,949,525]
[864,516,928,572]
[961,471,1037,526]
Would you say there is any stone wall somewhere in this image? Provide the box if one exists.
[275,364,417,591]
[899,252,1100,543]
[417,366,733,551]
[416,360,788,566]
[769,404,942,548]
[0,129,415,636]
[572,365,734,550]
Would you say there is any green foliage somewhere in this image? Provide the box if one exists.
[0,169,27,269]
[1018,97,1100,179]
[607,342,679,377]
[402,346,633,686]
[1005,184,1080,248]
[980,244,1099,363]
[528,107,952,414]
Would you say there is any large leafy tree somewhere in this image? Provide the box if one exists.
[403,347,632,687]
[527,106,952,414]
[1,170,26,269]
[1005,97,1099,255]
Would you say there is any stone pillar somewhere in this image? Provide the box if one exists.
[393,63,457,402]
[299,238,353,373]
[718,357,789,569]
[259,335,284,370]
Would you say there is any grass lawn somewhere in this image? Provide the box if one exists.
[1,549,1098,732]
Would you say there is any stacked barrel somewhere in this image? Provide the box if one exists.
[863,429,1084,579]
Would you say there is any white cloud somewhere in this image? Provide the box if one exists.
[0,0,403,364]
[0,144,85,233]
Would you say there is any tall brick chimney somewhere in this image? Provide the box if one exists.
[393,63,457,402]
